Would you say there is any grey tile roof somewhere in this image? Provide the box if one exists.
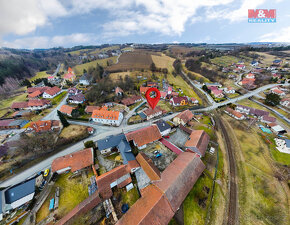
[97,134,126,150]
[155,120,171,133]
[5,178,35,204]
[97,134,135,164]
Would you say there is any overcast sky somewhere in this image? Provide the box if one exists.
[0,0,289,49]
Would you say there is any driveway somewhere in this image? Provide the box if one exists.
[41,92,68,121]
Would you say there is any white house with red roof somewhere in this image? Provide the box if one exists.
[211,89,224,98]
[223,87,235,94]
[236,64,245,70]
[43,86,62,98]
[245,73,255,79]
[91,107,123,126]
[271,87,286,96]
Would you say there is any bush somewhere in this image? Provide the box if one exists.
[84,140,95,148]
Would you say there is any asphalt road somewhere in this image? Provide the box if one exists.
[41,92,68,121]
[1,79,289,188]
[0,112,177,188]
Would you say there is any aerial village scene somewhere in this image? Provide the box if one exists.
[0,43,289,225]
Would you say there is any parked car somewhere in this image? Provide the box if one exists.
[44,169,50,177]
[155,153,162,158]
[153,150,159,154]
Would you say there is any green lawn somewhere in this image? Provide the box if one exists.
[36,171,91,223]
[128,101,142,110]
[183,173,212,225]
[121,186,140,207]
[51,91,67,105]
[266,135,290,165]
[105,153,120,161]
[269,147,290,165]
[157,100,172,112]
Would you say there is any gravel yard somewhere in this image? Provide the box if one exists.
[140,142,177,172]
[167,128,190,149]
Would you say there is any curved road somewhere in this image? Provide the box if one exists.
[0,79,289,188]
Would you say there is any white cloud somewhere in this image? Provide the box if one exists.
[1,33,95,49]
[99,0,234,37]
[205,0,285,23]
[0,0,67,37]
[259,26,290,42]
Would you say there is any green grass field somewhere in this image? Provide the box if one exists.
[183,173,212,225]
[73,56,117,75]
[30,71,49,82]
[0,93,27,117]
[225,117,289,225]
[89,45,120,55]
[167,73,202,104]
[210,56,240,67]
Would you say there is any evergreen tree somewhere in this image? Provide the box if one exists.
[150,63,157,72]
[57,110,70,127]
[22,79,32,87]
[265,93,281,106]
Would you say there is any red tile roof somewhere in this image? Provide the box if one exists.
[140,86,150,94]
[44,86,61,96]
[170,96,189,105]
[28,90,42,98]
[85,106,101,113]
[225,107,244,119]
[121,95,142,106]
[117,152,205,225]
[271,88,284,94]
[28,99,51,107]
[153,152,206,212]
[116,185,174,225]
[125,125,162,147]
[28,120,52,132]
[64,73,75,80]
[95,165,130,199]
[269,122,277,127]
[143,106,162,117]
[211,89,223,96]
[67,67,74,73]
[27,86,49,94]
[11,102,28,109]
[136,153,161,181]
[60,105,75,115]
[91,108,120,121]
[241,78,255,85]
[55,192,101,225]
[160,91,167,98]
[51,148,94,173]
[175,110,194,124]
[185,130,210,157]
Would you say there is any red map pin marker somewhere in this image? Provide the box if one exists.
[145,87,160,109]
